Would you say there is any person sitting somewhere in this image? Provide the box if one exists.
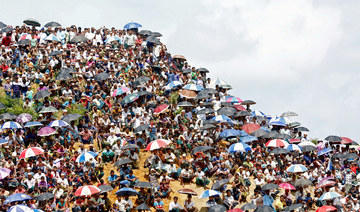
[125,170,138,187]
[79,128,93,144]
[180,164,194,185]
[102,145,115,163]
[169,196,183,212]
[223,189,239,209]
[107,170,119,188]
[159,178,172,198]
[195,167,209,188]
[154,197,165,212]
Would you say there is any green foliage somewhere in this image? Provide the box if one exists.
[66,103,87,116]
[0,95,38,118]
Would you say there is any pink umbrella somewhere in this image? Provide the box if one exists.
[145,139,171,151]
[20,34,40,40]
[153,104,169,114]
[316,180,336,189]
[75,185,101,196]
[112,87,130,97]
[38,127,56,136]
[0,168,11,179]
[16,113,33,123]
[279,183,296,190]
[234,104,246,111]
[340,137,353,144]
[19,147,44,159]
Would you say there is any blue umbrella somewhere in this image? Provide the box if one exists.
[228,142,252,153]
[286,144,302,151]
[168,81,183,89]
[24,121,43,128]
[115,187,138,196]
[5,193,32,204]
[124,22,142,29]
[198,189,221,198]
[7,204,32,212]
[212,115,232,123]
[1,121,22,129]
[220,129,241,138]
[239,130,250,137]
[250,110,265,117]
[183,84,204,91]
[0,139,8,145]
[240,136,258,143]
[76,151,98,163]
[318,148,333,156]
[48,120,70,128]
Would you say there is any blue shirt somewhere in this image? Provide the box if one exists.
[108,174,118,182]
[263,194,274,207]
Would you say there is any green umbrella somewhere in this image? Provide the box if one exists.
[122,93,139,104]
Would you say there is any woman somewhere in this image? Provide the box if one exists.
[56,196,69,212]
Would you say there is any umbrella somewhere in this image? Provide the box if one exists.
[180,89,197,98]
[137,91,153,97]
[286,144,302,152]
[208,204,227,212]
[203,119,218,125]
[195,92,211,100]
[105,36,121,43]
[98,185,113,193]
[114,158,133,167]
[271,148,290,155]
[5,193,32,204]
[220,129,247,138]
[266,139,289,148]
[318,192,342,200]
[289,139,301,143]
[133,76,151,87]
[198,108,215,115]
[183,84,204,91]
[234,104,246,111]
[332,153,346,159]
[178,188,198,196]
[197,67,209,73]
[198,190,221,198]
[76,151,98,163]
[283,203,303,211]
[225,96,243,103]
[49,51,62,56]
[200,124,216,130]
[241,100,256,105]
[61,113,82,124]
[263,131,280,139]
[316,205,338,212]
[254,205,273,212]
[121,144,139,150]
[167,81,183,89]
[212,179,230,190]
[325,135,342,142]
[217,107,237,116]
[124,22,142,29]
[203,88,218,94]
[318,148,333,156]
[48,120,69,128]
[251,129,268,137]
[0,113,17,120]
[20,35,40,41]
[250,110,265,117]
[235,111,251,117]
[112,87,131,97]
[15,113,32,123]
[1,121,22,129]
[145,139,170,151]
[279,134,292,140]
[115,187,138,196]
[0,168,11,179]
[287,164,308,173]
[38,127,56,136]
[39,106,58,113]
[177,101,193,107]
[139,30,152,35]
[122,93,139,104]
[33,89,51,100]
[18,39,30,45]
[298,141,316,147]
[212,115,232,123]
[154,104,169,114]
[295,126,309,132]
[7,205,32,212]
[242,123,261,134]
[36,192,55,201]
[173,55,186,60]
[44,34,61,42]
[24,121,43,128]
[23,18,40,26]
[70,35,89,43]
[301,145,317,152]
[146,36,160,44]
[60,67,76,74]
[345,153,359,160]
[294,179,313,187]
[261,183,279,191]
[0,103,5,109]
[56,72,73,81]
[134,124,149,133]
[19,147,44,159]
[0,21,6,28]
[44,21,61,27]
[94,72,110,82]
[192,146,213,154]
[281,111,298,117]
[134,181,153,188]
[241,203,257,210]
[316,180,336,189]
[279,183,296,190]
[340,137,353,144]
[228,143,251,153]
[75,185,101,196]
[136,203,150,211]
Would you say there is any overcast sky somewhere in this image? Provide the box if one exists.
[2,0,360,141]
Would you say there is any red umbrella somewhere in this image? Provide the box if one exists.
[153,104,169,114]
[228,209,244,212]
[340,137,353,144]
[178,188,198,196]
[234,104,246,111]
[316,205,337,212]
[145,139,171,151]
[19,147,44,159]
[279,183,296,190]
[242,123,260,134]
[75,185,101,196]
[20,34,40,40]
[289,139,301,144]
[266,139,289,147]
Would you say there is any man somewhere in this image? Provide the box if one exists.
[120,195,133,212]
[184,194,198,212]
[206,196,217,208]
[102,145,115,163]
[263,190,275,210]
[107,170,119,188]
[169,196,183,212]
[195,167,209,188]
[180,165,194,185]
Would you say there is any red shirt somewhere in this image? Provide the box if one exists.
[1,36,11,46]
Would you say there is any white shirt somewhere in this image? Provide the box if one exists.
[169,201,183,211]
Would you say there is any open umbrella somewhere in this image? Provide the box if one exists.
[56,72,73,81]
[36,193,55,201]
[283,203,303,211]
[98,185,114,193]
[24,121,43,128]
[134,124,149,133]
[295,126,309,132]
[34,89,51,100]
[271,148,290,155]
[254,205,273,212]
[76,151,98,163]
[200,124,216,130]
[242,123,261,134]
[19,147,44,159]
[48,120,69,128]
[240,136,258,143]
[18,39,30,46]
[177,101,193,107]
[75,185,101,196]
[208,204,227,212]
[154,104,169,114]
[178,188,198,196]
[94,72,110,82]
[212,115,232,123]
[23,18,40,26]
[44,34,61,42]
[0,27,13,33]
[286,144,302,152]
[16,113,32,123]
[44,21,61,27]
[287,164,308,173]
[61,113,82,124]
[139,30,152,35]
[180,89,197,98]
[302,145,316,152]
[198,190,221,198]
[0,113,17,120]
[263,131,280,139]
[124,22,142,29]
[0,21,6,28]
[112,87,130,97]
[173,55,186,60]
[146,139,170,151]
[196,67,209,73]
[136,203,150,210]
[203,119,218,125]
[115,187,138,196]
[70,35,89,43]
[294,179,313,187]
[251,129,268,137]
[105,36,121,43]
[217,107,237,116]
[198,108,215,115]
[212,179,230,190]
[325,135,342,142]
[146,36,160,44]
[114,158,132,167]
[183,84,203,91]
[228,143,251,153]
[319,192,341,200]
[121,144,139,150]
[122,93,139,104]
[38,127,56,136]
[280,111,298,117]
[241,203,256,210]
[192,146,213,154]
[316,205,338,212]
[133,76,151,87]
[316,180,336,189]
[5,193,32,204]
[266,139,289,148]
[225,96,243,103]
[134,181,153,188]
[235,111,251,117]
[0,168,11,179]
[318,148,333,156]
[1,121,22,129]
[241,100,256,105]
[340,137,353,144]
[279,183,296,190]
[261,183,279,191]
[7,205,32,212]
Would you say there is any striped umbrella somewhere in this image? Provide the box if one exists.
[198,189,222,198]
[168,81,183,89]
[19,147,44,159]
[48,120,70,127]
[266,139,289,148]
[44,34,61,42]
[286,144,302,152]
[317,148,333,156]
[153,104,169,114]
[38,127,56,136]
[250,110,265,117]
[0,168,11,179]
[228,142,251,153]
[1,121,22,129]
[76,151,99,163]
[145,139,170,151]
[75,185,101,196]
[225,96,243,103]
[318,192,341,201]
[7,204,32,212]
[286,164,308,173]
[183,84,204,91]
[16,113,33,123]
[20,34,40,40]
[316,205,338,212]
[212,115,232,123]
[242,123,261,134]
[180,89,197,98]
[112,87,130,97]
[279,183,296,190]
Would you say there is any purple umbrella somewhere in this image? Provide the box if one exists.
[0,168,11,179]
[319,176,335,184]
[16,113,33,123]
[38,127,56,137]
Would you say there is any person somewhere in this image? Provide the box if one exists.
[184,194,198,212]
[195,167,209,188]
[56,195,69,212]
[154,197,165,212]
[180,164,194,185]
[263,190,275,210]
[120,195,133,212]
[108,170,119,188]
[223,189,239,209]
[169,196,183,212]
[206,196,217,208]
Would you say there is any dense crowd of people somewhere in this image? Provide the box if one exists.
[0,19,359,212]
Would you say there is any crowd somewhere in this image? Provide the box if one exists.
[0,19,359,212]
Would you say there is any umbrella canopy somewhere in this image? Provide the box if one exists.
[212,115,232,123]
[192,146,213,154]
[48,120,69,128]
[266,139,289,148]
[133,76,151,87]
[263,131,280,139]
[145,139,171,151]
[212,179,230,190]
[234,104,246,111]
[302,145,317,152]
[98,185,113,193]
[56,72,73,81]
[7,205,32,212]
[24,121,43,128]
[178,188,198,196]
[234,111,251,117]
[1,121,22,129]
[287,164,308,173]
[76,151,98,163]
[18,38,29,45]
[38,127,56,136]
[318,148,333,156]
[203,119,218,125]
[112,87,131,97]
[61,113,82,124]
[217,107,237,116]
[36,192,55,201]
[16,113,33,123]
[70,35,89,43]
[173,55,186,60]
[251,129,268,137]
[261,183,279,191]
[225,96,243,103]
[146,36,160,44]
[115,187,139,196]
[167,81,183,89]
[254,205,273,212]
[319,192,342,200]
[39,106,58,114]
[44,21,61,27]
[283,203,303,211]
[241,203,257,210]
[180,89,197,98]
[279,183,296,190]
[44,34,61,42]
[122,93,139,104]
[154,104,169,114]
[33,89,51,100]
[298,141,316,147]
[242,123,261,134]
[294,179,313,187]
[5,193,32,204]
[139,30,152,35]
[200,124,216,130]
[239,136,258,143]
[177,101,193,107]
[94,72,110,82]
[241,100,256,105]
[134,181,153,188]
[134,124,149,133]
[0,21,6,28]
[75,185,101,196]
[316,180,336,189]
[316,205,338,212]
[114,158,133,167]
[203,88,218,94]
[19,147,44,159]
[0,168,11,179]
[286,144,302,152]
[280,111,298,117]
[340,137,353,144]
[208,204,227,212]
[220,129,241,138]
[196,67,209,73]
[105,36,121,43]
[271,148,290,155]
[325,135,342,142]
[183,84,204,91]
[228,142,251,153]
[195,92,211,100]
[198,190,221,198]
[136,203,150,211]
[198,108,215,115]
[250,110,265,117]
[23,18,40,26]
[124,22,142,29]
[121,144,139,150]
[0,113,17,120]
[295,126,309,132]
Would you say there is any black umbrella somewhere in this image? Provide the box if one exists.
[217,107,237,116]
[98,185,113,193]
[212,179,229,190]
[183,69,192,74]
[261,183,279,191]
[115,188,139,196]
[241,100,256,105]
[263,131,280,139]
[332,153,346,159]
[0,103,5,110]
[137,91,153,96]
[94,72,110,82]
[195,92,210,100]
[279,134,291,140]
[203,119,218,125]
[139,30,152,36]
[271,148,290,155]
[33,89,51,100]
[192,146,213,154]
[294,179,313,187]
[325,135,342,142]
[295,126,309,132]
[241,203,257,210]
[251,129,268,137]
[24,18,40,26]
[0,21,6,28]
[61,113,82,124]
[289,121,301,128]
[60,67,76,74]
[235,111,251,117]
[301,145,316,152]
[345,153,359,160]
[0,113,17,120]
[221,102,233,107]
[146,36,160,44]
[203,88,218,94]
[200,124,216,130]
[114,158,132,167]
[56,73,73,81]
[134,76,151,87]
[197,108,215,115]
[254,205,274,212]
[18,39,30,45]
[134,181,153,188]
[49,51,62,56]
[196,67,209,73]
[121,144,139,150]
[208,204,227,212]
[70,35,89,43]
[134,124,149,133]
[0,27,13,33]
[177,101,193,107]
[283,203,303,211]
[203,102,214,107]
[136,203,150,210]
[151,32,162,37]
[44,21,61,27]
[36,192,55,201]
